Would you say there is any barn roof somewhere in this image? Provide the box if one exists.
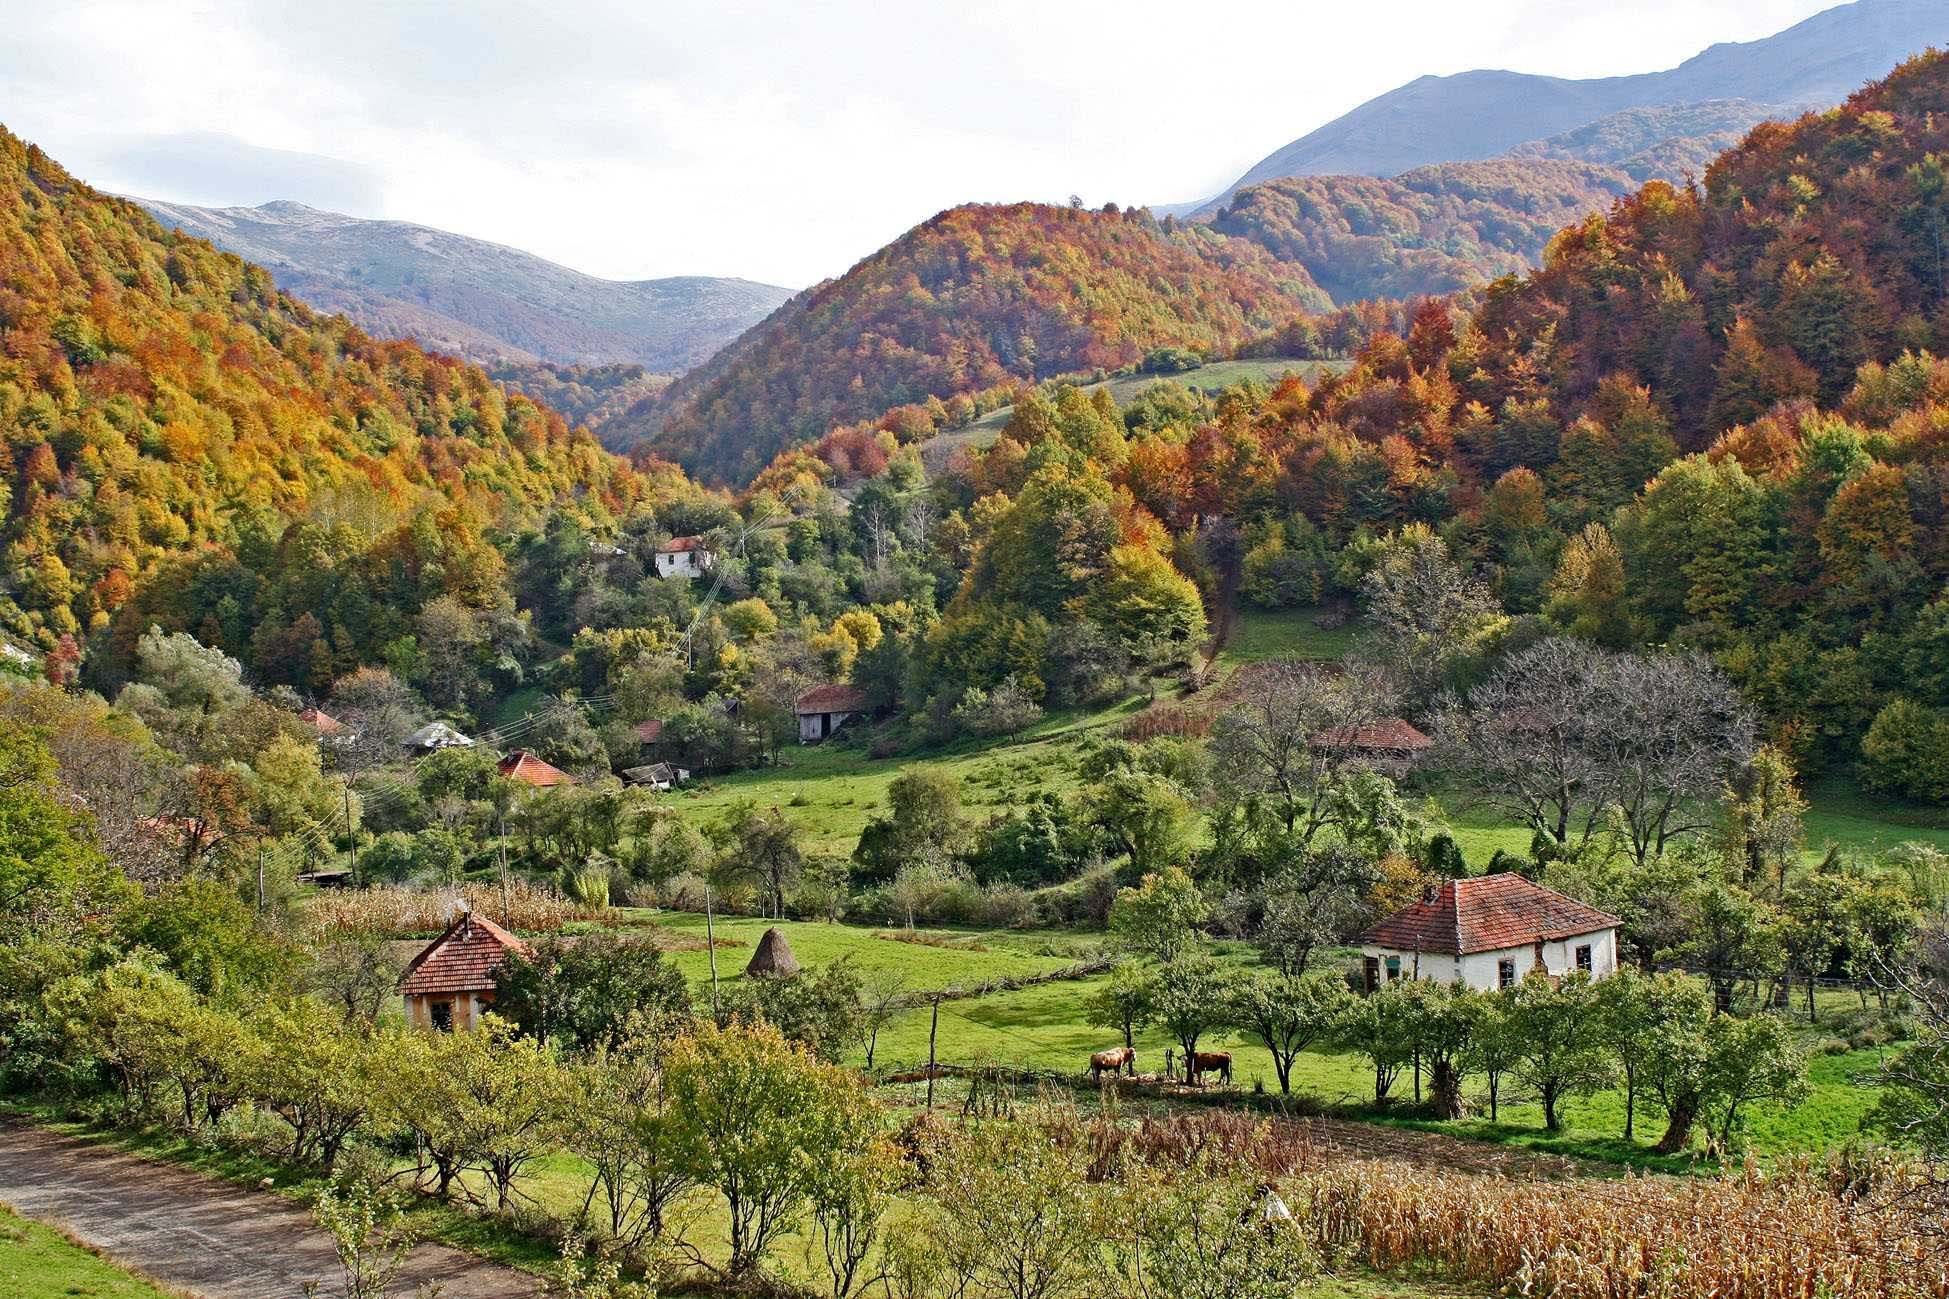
[297,706,345,736]
[407,721,475,750]
[1360,875,1619,956]
[1312,718,1433,752]
[657,535,709,553]
[795,684,867,715]
[498,750,572,788]
[399,912,532,997]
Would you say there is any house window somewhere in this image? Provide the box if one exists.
[1497,958,1517,989]
[1362,956,1379,994]
[1384,956,1401,982]
[1576,944,1593,973]
[430,999,454,1032]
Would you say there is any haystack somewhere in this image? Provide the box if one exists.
[745,926,801,978]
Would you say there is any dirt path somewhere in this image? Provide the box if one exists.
[0,1122,539,1299]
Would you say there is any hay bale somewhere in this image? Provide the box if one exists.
[745,926,801,978]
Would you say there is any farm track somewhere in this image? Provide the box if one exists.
[0,1122,537,1299]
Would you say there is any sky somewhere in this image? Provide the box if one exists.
[1,0,1844,288]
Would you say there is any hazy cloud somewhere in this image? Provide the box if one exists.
[88,132,385,212]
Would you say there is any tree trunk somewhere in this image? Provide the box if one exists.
[1621,1068,1635,1143]
[1655,1093,1701,1154]
[1429,1060,1466,1120]
[1541,1082,1561,1132]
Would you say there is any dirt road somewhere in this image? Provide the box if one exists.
[0,1122,539,1298]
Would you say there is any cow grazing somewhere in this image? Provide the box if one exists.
[1190,1050,1232,1085]
[1090,1046,1136,1082]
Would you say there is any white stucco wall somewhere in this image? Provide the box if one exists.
[1362,927,1618,992]
[656,549,712,578]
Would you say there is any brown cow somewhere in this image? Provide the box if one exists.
[1190,1050,1232,1085]
[1090,1046,1136,1082]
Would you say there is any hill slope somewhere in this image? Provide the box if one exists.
[1190,0,1948,215]
[134,199,793,372]
[638,202,1331,483]
[0,126,647,650]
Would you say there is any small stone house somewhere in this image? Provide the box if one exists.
[654,536,714,579]
[1358,875,1620,994]
[399,911,532,1031]
[795,684,867,743]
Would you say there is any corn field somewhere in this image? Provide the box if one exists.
[1298,1154,1947,1299]
[301,881,600,935]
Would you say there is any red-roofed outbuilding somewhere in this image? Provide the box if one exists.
[796,684,867,743]
[497,750,572,788]
[399,911,533,1031]
[1358,875,1620,993]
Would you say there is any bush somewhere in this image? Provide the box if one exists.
[1862,697,1949,803]
[951,676,1044,738]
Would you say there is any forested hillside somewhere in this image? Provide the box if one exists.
[1210,159,1640,303]
[0,126,674,682]
[637,202,1331,483]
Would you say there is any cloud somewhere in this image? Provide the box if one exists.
[85,132,386,213]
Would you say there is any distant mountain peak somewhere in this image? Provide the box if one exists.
[1184,0,1949,217]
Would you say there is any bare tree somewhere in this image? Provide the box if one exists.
[1437,638,1753,863]
[1210,660,1396,844]
[1432,638,1610,854]
[1597,649,1755,865]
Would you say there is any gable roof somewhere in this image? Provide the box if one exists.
[657,535,709,553]
[498,749,572,788]
[407,721,474,749]
[297,706,345,736]
[1312,718,1433,752]
[796,683,867,715]
[1360,875,1619,956]
[399,912,533,997]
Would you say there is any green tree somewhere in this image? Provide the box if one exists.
[665,1021,879,1278]
[1112,1156,1318,1299]
[1506,973,1613,1132]
[1150,955,1232,1079]
[1108,866,1207,963]
[492,932,691,1052]
[1334,981,1419,1105]
[1083,963,1156,1052]
[1229,969,1349,1095]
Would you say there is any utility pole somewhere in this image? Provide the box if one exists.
[705,883,721,1021]
[496,805,511,927]
[256,841,266,915]
[342,785,356,883]
[926,994,941,1108]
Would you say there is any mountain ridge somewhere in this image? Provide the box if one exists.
[1186,0,1949,216]
[135,197,793,373]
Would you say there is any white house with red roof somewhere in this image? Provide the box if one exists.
[654,535,714,579]
[796,683,867,743]
[398,910,532,1031]
[1358,874,1620,994]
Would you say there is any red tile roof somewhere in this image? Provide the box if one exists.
[298,707,345,736]
[657,535,708,553]
[633,718,664,744]
[795,684,867,715]
[1312,718,1433,752]
[1360,875,1619,956]
[498,750,572,788]
[399,913,533,997]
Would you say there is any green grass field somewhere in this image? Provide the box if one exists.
[0,1205,179,1299]
[918,359,1344,475]
[1219,606,1365,666]
[658,692,1148,856]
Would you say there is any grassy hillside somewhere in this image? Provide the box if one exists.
[638,202,1333,483]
